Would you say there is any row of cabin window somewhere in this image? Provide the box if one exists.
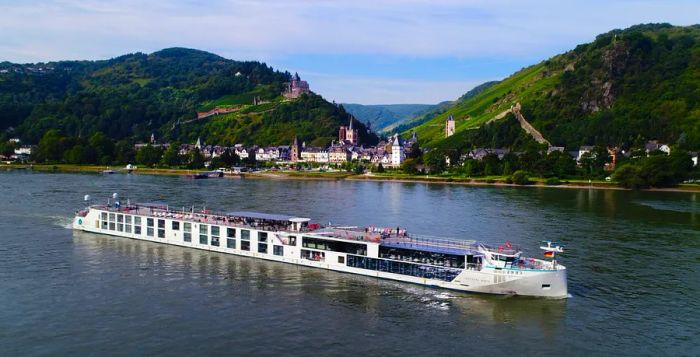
[101,213,141,235]
[99,214,279,255]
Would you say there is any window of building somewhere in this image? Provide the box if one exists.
[211,226,220,247]
[258,243,267,254]
[183,222,191,242]
[108,213,116,230]
[241,229,250,240]
[241,241,250,251]
[101,212,107,221]
[172,221,180,230]
[117,215,124,231]
[338,256,345,264]
[199,224,208,245]
[227,227,236,238]
[273,245,284,256]
[227,238,236,249]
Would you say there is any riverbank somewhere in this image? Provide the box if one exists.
[4,163,700,192]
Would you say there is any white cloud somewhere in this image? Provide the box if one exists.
[2,0,698,62]
[0,0,698,102]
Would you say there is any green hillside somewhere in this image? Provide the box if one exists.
[0,48,376,147]
[405,24,700,151]
[390,81,498,134]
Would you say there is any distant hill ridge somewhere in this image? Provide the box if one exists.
[0,47,377,147]
[342,103,436,132]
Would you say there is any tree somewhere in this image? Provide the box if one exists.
[88,132,114,164]
[187,147,205,169]
[423,150,446,173]
[161,143,182,167]
[0,140,16,157]
[34,129,65,162]
[613,164,646,189]
[114,140,136,164]
[136,145,163,167]
[407,143,423,159]
[549,151,577,178]
[218,149,240,167]
[482,153,501,176]
[63,144,89,164]
[401,158,418,174]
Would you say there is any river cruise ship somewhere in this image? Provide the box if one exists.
[73,197,568,298]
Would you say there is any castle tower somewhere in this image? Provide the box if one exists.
[195,137,202,150]
[445,115,455,137]
[150,133,156,144]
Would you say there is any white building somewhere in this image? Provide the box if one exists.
[391,135,405,167]
[234,145,250,160]
[328,146,350,163]
[300,147,329,163]
[14,146,32,156]
[577,145,596,162]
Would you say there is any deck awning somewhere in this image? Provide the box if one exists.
[381,241,476,256]
[225,211,308,222]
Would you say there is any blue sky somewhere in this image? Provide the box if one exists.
[1,0,698,104]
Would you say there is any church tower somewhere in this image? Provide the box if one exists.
[291,136,301,162]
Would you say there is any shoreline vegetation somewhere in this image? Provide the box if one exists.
[4,163,700,193]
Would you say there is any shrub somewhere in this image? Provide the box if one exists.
[545,177,561,185]
[612,164,646,189]
[510,170,530,185]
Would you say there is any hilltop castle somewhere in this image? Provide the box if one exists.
[283,72,310,99]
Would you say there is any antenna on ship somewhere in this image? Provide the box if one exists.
[540,240,564,268]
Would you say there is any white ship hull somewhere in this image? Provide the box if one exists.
[72,207,568,298]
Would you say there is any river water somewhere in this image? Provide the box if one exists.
[0,171,698,356]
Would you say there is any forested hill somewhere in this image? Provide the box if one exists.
[405,24,700,151]
[0,47,376,146]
